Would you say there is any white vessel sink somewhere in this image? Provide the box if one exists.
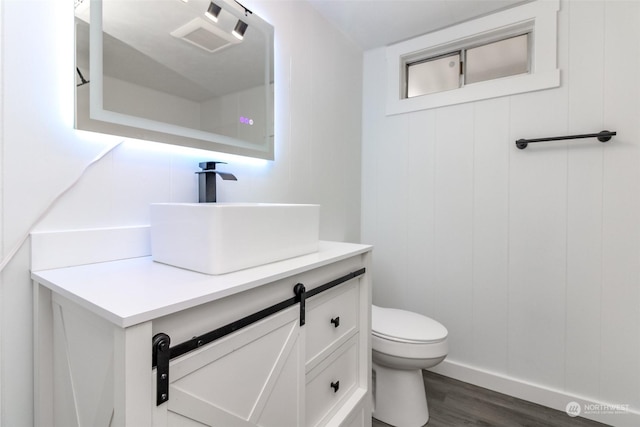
[150,203,320,275]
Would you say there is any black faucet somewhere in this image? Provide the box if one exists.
[196,161,237,203]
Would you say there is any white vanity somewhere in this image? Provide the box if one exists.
[31,227,372,427]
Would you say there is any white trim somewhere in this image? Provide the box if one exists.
[430,359,640,427]
[386,0,560,115]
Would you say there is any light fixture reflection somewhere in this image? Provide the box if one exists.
[205,2,222,22]
[232,20,248,40]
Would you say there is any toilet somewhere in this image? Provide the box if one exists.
[371,305,448,427]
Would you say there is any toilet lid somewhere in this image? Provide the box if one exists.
[372,305,448,343]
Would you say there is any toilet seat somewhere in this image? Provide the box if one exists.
[372,305,448,344]
[372,330,447,344]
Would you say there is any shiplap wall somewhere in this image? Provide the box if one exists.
[362,0,640,424]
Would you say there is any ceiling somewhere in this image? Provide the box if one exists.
[307,0,531,50]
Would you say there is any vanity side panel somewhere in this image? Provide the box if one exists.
[359,251,372,427]
[52,295,117,427]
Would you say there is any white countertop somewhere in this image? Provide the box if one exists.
[32,241,371,328]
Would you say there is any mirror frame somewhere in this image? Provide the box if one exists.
[76,0,274,160]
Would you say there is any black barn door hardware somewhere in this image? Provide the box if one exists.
[294,283,306,326]
[153,333,171,405]
[516,130,616,149]
[152,267,366,405]
[305,268,366,298]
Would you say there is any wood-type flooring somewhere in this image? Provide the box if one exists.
[372,371,610,427]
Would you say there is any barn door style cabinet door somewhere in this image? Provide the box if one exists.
[32,231,372,427]
[154,305,302,427]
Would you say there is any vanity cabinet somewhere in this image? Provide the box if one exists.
[32,233,372,427]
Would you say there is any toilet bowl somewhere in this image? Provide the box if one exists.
[371,305,448,427]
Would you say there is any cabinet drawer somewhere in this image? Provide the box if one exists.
[306,280,359,366]
[342,406,366,427]
[306,339,358,427]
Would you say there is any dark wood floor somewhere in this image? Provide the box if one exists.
[372,371,610,427]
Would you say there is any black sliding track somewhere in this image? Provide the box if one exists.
[152,267,366,405]
[165,296,297,365]
[307,268,365,298]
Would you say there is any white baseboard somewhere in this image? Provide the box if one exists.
[429,360,639,427]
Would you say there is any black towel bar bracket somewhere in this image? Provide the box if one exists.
[516,130,616,149]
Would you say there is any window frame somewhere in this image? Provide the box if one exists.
[386,0,560,115]
[405,32,532,98]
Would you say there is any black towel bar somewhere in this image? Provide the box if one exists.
[516,130,616,149]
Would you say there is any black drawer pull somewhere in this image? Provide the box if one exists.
[330,381,340,393]
[330,316,340,328]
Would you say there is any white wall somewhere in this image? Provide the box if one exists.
[102,76,203,129]
[362,0,640,425]
[0,0,362,424]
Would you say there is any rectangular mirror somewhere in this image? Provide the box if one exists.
[75,0,274,159]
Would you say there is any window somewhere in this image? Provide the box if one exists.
[406,33,530,98]
[407,53,461,97]
[465,34,529,84]
[386,0,560,115]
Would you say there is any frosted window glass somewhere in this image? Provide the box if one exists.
[407,53,460,98]
[465,34,529,84]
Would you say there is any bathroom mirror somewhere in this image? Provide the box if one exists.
[75,0,274,159]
